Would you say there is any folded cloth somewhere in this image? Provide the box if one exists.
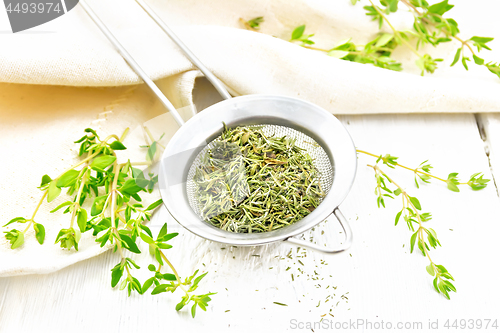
[1,0,500,277]
[0,0,499,112]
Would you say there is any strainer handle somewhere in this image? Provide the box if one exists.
[80,0,186,127]
[284,208,353,254]
[134,0,232,101]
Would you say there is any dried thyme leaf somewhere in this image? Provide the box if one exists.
[193,125,324,233]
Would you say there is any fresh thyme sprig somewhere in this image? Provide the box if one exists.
[240,16,264,31]
[360,0,498,77]
[242,0,500,79]
[358,149,489,299]
[357,150,490,192]
[369,163,457,299]
[3,128,214,317]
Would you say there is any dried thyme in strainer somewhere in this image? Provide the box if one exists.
[193,124,325,233]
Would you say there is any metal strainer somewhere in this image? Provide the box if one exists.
[82,0,357,254]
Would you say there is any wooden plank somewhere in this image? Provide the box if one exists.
[476,114,500,197]
[1,112,499,332]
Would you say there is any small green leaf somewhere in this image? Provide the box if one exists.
[47,180,61,203]
[146,141,158,162]
[193,272,208,287]
[91,155,116,172]
[385,0,398,12]
[433,277,439,293]
[443,280,457,292]
[247,17,264,29]
[191,304,197,318]
[3,217,27,227]
[438,281,450,299]
[157,223,168,240]
[111,265,124,288]
[176,298,187,311]
[154,248,163,265]
[119,179,144,195]
[395,210,402,226]
[410,232,418,253]
[162,273,177,281]
[12,231,24,249]
[473,54,484,65]
[142,277,155,294]
[327,50,349,59]
[447,182,460,192]
[435,264,448,274]
[40,175,52,187]
[57,170,80,187]
[427,0,453,15]
[157,233,178,243]
[146,199,163,211]
[120,235,141,254]
[77,209,87,232]
[470,36,494,44]
[33,223,45,244]
[450,48,461,67]
[291,25,305,40]
[91,195,108,216]
[109,141,127,150]
[375,33,393,47]
[140,233,154,244]
[409,196,421,210]
[426,263,435,276]
[126,258,140,269]
[74,227,81,244]
[157,243,173,250]
[50,201,73,213]
[462,56,469,70]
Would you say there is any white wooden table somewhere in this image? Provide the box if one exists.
[1,80,499,333]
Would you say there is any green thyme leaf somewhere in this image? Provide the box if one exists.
[39,174,52,188]
[109,141,127,150]
[426,263,435,276]
[3,217,27,227]
[427,0,454,16]
[291,25,305,40]
[146,199,163,211]
[247,17,264,30]
[450,48,461,67]
[33,223,45,244]
[409,196,421,210]
[77,208,87,232]
[91,155,116,172]
[57,170,80,187]
[473,54,484,65]
[47,180,61,203]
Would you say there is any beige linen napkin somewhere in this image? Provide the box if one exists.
[1,0,500,276]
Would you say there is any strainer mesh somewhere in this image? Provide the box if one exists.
[186,124,334,219]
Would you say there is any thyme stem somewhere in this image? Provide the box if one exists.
[368,0,422,58]
[357,149,468,185]
[22,191,48,234]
